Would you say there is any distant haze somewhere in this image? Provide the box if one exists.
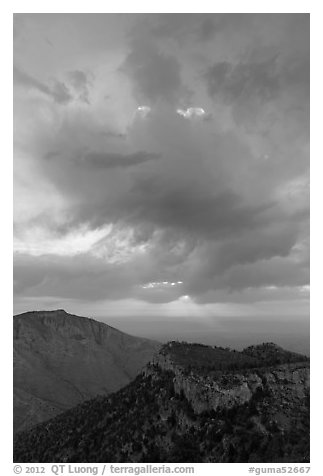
[87,315,310,356]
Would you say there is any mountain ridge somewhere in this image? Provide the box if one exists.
[13,309,160,433]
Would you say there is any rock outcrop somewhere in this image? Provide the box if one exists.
[14,341,310,463]
[147,345,309,426]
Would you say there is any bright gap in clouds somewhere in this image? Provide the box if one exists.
[14,225,112,257]
[135,105,151,118]
[14,223,154,266]
[176,107,206,119]
[141,281,183,289]
[135,105,207,120]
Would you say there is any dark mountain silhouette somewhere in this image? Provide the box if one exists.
[14,341,309,463]
[13,309,160,433]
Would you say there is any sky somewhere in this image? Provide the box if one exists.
[13,13,310,351]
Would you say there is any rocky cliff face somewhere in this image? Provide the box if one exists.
[14,310,160,433]
[14,341,310,463]
[149,350,309,419]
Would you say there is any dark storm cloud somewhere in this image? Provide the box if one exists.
[102,131,127,140]
[13,253,136,301]
[13,13,310,308]
[112,179,272,238]
[209,220,299,272]
[51,80,73,104]
[121,39,188,105]
[222,256,309,291]
[197,17,218,42]
[67,70,93,104]
[14,65,95,105]
[13,66,73,104]
[140,13,248,44]
[148,13,211,42]
[13,207,308,304]
[204,18,310,138]
[14,66,52,96]
[205,54,309,108]
[205,56,281,104]
[49,114,274,240]
[78,150,161,169]
[17,100,308,298]
[186,256,309,299]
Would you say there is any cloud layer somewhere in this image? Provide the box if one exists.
[13,14,309,321]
